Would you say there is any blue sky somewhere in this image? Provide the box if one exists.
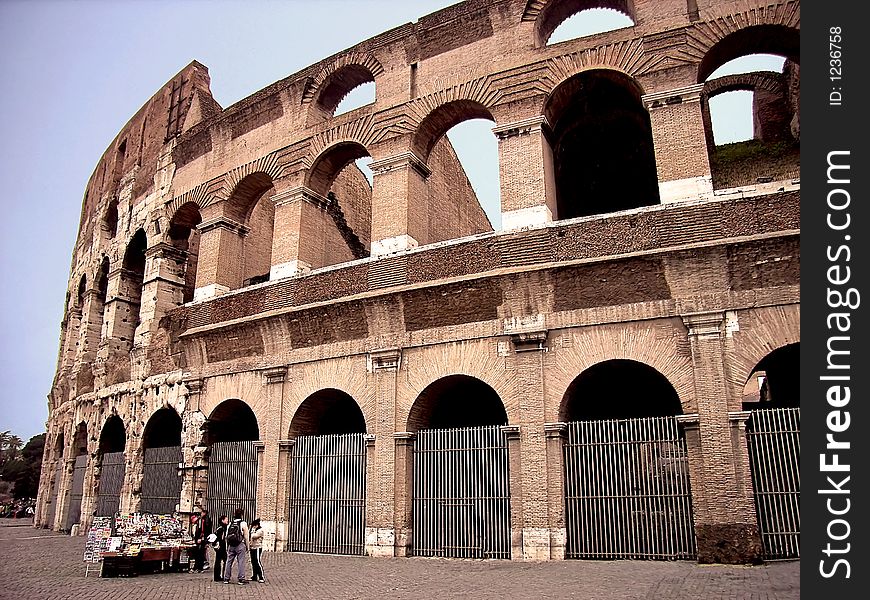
[0,1,783,443]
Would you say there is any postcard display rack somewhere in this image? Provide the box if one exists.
[84,513,195,577]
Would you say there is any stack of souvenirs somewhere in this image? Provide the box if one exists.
[113,512,192,552]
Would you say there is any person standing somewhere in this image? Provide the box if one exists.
[212,515,229,582]
[223,507,250,584]
[197,508,213,571]
[249,518,266,583]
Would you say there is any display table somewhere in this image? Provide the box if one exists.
[100,546,195,577]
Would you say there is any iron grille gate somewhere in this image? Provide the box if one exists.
[206,441,258,520]
[746,407,800,559]
[45,462,63,528]
[413,425,511,559]
[288,433,366,555]
[564,416,696,560]
[140,446,183,514]
[64,454,88,530]
[95,451,126,516]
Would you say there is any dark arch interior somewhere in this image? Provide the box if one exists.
[97,257,109,301]
[289,389,366,437]
[104,199,119,238]
[169,202,203,303]
[99,415,126,454]
[123,229,147,272]
[77,275,86,307]
[546,71,659,220]
[308,142,371,197]
[747,343,799,409]
[54,433,65,458]
[409,375,507,432]
[73,423,88,456]
[206,399,260,444]
[142,407,183,448]
[562,360,681,421]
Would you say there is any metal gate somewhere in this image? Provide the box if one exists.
[747,407,800,559]
[206,441,258,520]
[95,451,126,516]
[413,425,511,559]
[140,446,183,514]
[288,433,366,555]
[564,416,696,559]
[64,454,88,530]
[44,462,63,528]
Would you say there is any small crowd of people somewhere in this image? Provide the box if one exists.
[189,507,265,584]
[0,499,35,519]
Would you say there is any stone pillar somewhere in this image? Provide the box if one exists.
[392,432,414,557]
[269,187,331,279]
[274,439,294,551]
[643,84,713,203]
[681,312,762,563]
[366,348,403,557]
[102,266,142,344]
[74,288,106,393]
[544,422,567,560]
[55,455,76,531]
[192,216,249,301]
[179,379,207,515]
[60,308,81,373]
[78,451,98,534]
[138,242,187,340]
[503,424,523,560]
[493,116,556,229]
[368,152,431,256]
[258,367,287,551]
[728,411,758,521]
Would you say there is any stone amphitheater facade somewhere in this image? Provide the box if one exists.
[36,0,800,564]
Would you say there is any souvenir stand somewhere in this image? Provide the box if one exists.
[95,513,195,577]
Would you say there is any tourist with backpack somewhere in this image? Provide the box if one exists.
[222,507,250,584]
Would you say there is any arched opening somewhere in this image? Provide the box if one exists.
[335,81,376,116]
[316,64,377,117]
[142,407,183,449]
[103,199,119,239]
[411,101,497,244]
[742,342,800,560]
[205,400,260,524]
[408,374,507,432]
[140,408,184,514]
[206,399,260,444]
[225,173,275,289]
[64,422,89,531]
[560,360,694,560]
[95,415,126,517]
[169,202,202,303]
[560,359,682,421]
[306,142,372,265]
[534,0,635,48]
[287,390,368,555]
[289,389,366,437]
[699,26,800,190]
[546,6,634,45]
[408,376,511,559]
[120,228,147,343]
[742,342,799,410]
[98,415,126,454]
[545,70,659,220]
[76,275,86,308]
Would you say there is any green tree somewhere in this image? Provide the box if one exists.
[0,433,45,499]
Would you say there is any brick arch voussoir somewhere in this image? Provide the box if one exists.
[398,343,521,431]
[302,52,385,105]
[305,115,377,171]
[542,40,651,101]
[703,71,785,99]
[725,306,800,397]
[548,324,696,421]
[685,2,800,75]
[285,359,374,438]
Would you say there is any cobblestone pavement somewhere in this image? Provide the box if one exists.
[0,520,799,600]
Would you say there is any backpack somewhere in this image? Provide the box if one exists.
[226,519,243,546]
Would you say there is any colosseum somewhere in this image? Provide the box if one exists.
[36,0,800,565]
